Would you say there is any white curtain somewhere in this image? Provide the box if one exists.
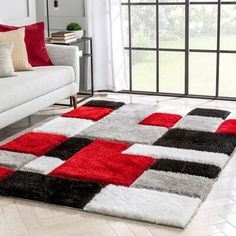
[85,0,128,91]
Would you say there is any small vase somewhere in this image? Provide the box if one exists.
[68,30,83,39]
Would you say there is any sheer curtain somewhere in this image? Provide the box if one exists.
[85,0,128,91]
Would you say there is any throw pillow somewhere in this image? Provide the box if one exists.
[0,28,33,71]
[0,22,53,67]
[0,42,16,78]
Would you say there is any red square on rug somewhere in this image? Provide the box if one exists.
[0,166,14,180]
[0,132,67,157]
[49,140,155,186]
[216,119,236,135]
[140,113,182,128]
[62,106,113,121]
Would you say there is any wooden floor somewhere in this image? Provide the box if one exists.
[1,93,236,236]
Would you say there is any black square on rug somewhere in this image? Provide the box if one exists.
[83,100,125,110]
[0,171,102,208]
[151,159,221,179]
[188,108,230,119]
[45,137,93,161]
[154,128,236,155]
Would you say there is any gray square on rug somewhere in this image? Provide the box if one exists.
[173,115,223,132]
[132,170,214,200]
[0,150,37,169]
[79,103,168,144]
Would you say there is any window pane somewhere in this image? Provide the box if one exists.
[132,50,156,92]
[189,53,216,96]
[190,0,217,2]
[159,52,185,93]
[219,54,236,97]
[131,6,156,48]
[160,0,184,2]
[122,6,129,47]
[125,50,130,89]
[221,5,236,50]
[159,5,185,49]
[190,5,217,50]
[131,0,156,2]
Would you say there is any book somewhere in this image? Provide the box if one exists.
[51,31,75,37]
[51,36,76,41]
[50,38,77,44]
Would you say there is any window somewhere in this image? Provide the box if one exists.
[121,0,236,99]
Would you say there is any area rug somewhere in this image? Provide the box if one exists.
[0,100,236,228]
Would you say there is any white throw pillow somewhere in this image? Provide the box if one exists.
[0,42,16,78]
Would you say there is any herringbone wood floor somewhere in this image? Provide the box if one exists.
[1,93,236,236]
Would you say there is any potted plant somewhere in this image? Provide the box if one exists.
[66,23,83,39]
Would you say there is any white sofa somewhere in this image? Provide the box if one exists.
[0,44,80,129]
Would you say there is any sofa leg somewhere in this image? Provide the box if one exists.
[71,94,78,109]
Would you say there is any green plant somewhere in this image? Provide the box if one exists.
[66,23,82,31]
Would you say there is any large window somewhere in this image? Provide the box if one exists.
[121,0,236,99]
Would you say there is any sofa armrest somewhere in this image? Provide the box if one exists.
[46,44,80,91]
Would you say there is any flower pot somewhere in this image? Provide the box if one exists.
[68,30,83,39]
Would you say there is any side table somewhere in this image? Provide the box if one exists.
[49,37,94,107]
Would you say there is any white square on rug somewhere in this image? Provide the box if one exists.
[173,115,223,132]
[21,156,64,175]
[33,117,94,137]
[84,185,201,229]
[123,144,229,168]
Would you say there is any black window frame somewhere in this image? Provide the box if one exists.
[121,0,236,101]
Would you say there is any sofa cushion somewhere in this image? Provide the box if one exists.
[0,22,53,67]
[0,42,16,78]
[0,66,75,113]
[0,28,32,72]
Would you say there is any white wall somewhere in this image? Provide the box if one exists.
[36,0,86,34]
[0,0,36,25]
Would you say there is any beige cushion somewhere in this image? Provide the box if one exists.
[0,42,16,78]
[0,28,32,71]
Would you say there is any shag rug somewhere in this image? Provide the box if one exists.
[1,100,236,228]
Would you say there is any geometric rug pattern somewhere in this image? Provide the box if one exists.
[0,100,236,228]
